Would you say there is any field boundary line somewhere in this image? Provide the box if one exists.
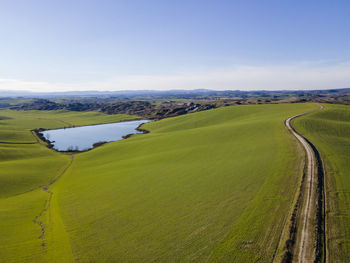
[33,154,74,250]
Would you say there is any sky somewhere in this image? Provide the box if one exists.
[0,0,350,92]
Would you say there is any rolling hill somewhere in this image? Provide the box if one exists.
[0,103,319,262]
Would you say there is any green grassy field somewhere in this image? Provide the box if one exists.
[0,110,137,263]
[0,104,318,262]
[293,104,350,262]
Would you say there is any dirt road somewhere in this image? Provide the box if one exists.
[285,105,324,262]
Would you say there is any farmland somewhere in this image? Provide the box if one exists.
[0,110,136,262]
[293,104,350,262]
[0,103,320,262]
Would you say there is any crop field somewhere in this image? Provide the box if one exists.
[293,104,350,262]
[0,104,319,262]
[0,110,137,262]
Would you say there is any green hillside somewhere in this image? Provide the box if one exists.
[293,104,350,262]
[0,110,137,262]
[0,104,318,262]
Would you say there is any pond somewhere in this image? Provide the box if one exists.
[40,120,150,151]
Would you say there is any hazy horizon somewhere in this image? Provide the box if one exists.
[1,0,349,92]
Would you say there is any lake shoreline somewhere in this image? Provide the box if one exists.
[34,120,151,153]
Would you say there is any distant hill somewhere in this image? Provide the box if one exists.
[0,87,350,99]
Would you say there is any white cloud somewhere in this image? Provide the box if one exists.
[0,61,350,92]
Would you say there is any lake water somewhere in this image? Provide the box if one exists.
[41,120,150,151]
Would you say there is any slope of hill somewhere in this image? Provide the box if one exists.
[0,110,137,263]
[0,103,319,262]
[52,103,316,262]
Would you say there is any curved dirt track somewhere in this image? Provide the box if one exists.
[285,105,324,262]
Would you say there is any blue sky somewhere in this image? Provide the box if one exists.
[0,0,350,91]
